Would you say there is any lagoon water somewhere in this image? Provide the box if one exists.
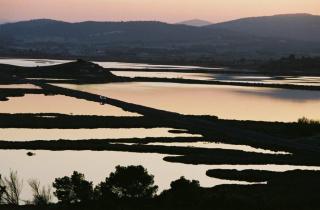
[1,150,319,201]
[112,71,320,86]
[0,58,216,70]
[0,128,200,141]
[58,82,320,122]
[1,58,319,85]
[0,94,140,116]
[1,58,320,201]
[145,142,289,155]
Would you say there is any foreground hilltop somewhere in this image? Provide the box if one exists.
[0,59,116,83]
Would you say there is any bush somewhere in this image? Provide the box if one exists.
[159,177,202,209]
[97,165,158,200]
[0,171,23,205]
[298,117,320,125]
[53,171,93,204]
[28,179,52,205]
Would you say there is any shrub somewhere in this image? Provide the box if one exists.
[53,171,93,204]
[298,117,320,125]
[28,179,52,205]
[97,165,158,200]
[0,171,23,205]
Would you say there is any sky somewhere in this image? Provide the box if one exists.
[0,0,320,23]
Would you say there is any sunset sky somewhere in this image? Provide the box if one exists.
[0,0,319,23]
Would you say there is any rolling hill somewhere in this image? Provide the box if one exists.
[1,14,320,60]
[208,13,320,43]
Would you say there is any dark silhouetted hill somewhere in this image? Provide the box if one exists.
[208,13,320,42]
[1,15,320,60]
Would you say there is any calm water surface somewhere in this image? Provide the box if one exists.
[146,142,289,155]
[1,58,319,85]
[58,82,320,122]
[1,150,319,201]
[0,128,200,141]
[1,58,320,201]
[0,94,140,116]
[0,84,40,89]
[0,58,217,70]
[112,71,320,86]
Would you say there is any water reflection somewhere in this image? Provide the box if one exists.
[0,58,69,67]
[57,83,320,122]
[0,150,319,201]
[146,142,290,155]
[1,58,319,86]
[112,71,211,81]
[0,94,139,116]
[0,84,40,89]
[111,71,320,86]
[199,73,320,86]
[0,58,218,70]
[0,128,200,141]
[0,150,245,200]
[233,87,320,101]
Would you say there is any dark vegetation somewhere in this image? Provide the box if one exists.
[207,169,283,182]
[298,116,320,125]
[53,171,94,204]
[260,55,320,75]
[1,167,320,210]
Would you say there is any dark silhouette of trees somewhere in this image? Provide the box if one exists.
[159,177,202,210]
[0,175,5,204]
[52,171,93,204]
[2,168,320,209]
[96,165,158,200]
[261,55,320,74]
[28,179,52,206]
[0,171,23,205]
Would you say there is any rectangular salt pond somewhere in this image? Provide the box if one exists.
[0,84,40,89]
[57,82,320,122]
[0,150,319,202]
[0,94,140,116]
[0,128,200,141]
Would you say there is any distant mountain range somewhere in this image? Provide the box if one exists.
[208,13,320,43]
[178,19,212,27]
[1,14,320,61]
